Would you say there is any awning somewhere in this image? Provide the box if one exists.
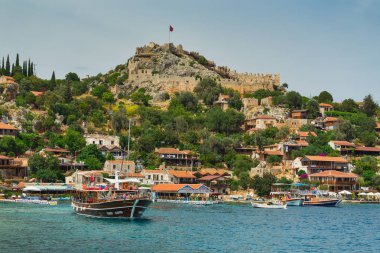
[339,190,351,195]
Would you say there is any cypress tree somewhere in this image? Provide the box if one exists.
[1,57,4,75]
[11,63,15,76]
[15,53,20,67]
[22,61,28,76]
[27,59,32,76]
[30,62,34,76]
[5,55,10,75]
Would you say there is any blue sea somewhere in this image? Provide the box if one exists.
[0,202,379,253]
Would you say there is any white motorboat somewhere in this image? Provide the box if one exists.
[251,200,287,209]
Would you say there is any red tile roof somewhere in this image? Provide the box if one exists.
[45,147,70,153]
[324,117,338,122]
[142,169,165,174]
[355,146,380,152]
[155,147,193,155]
[319,103,333,108]
[106,160,135,165]
[303,155,348,163]
[310,170,358,178]
[331,141,356,147]
[31,91,44,97]
[167,170,196,178]
[264,150,283,156]
[0,122,18,130]
[127,173,144,178]
[196,168,232,176]
[0,155,12,160]
[298,131,317,137]
[198,175,227,181]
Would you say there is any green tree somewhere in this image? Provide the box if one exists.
[28,154,63,182]
[130,88,152,106]
[170,92,199,112]
[77,144,106,169]
[91,84,108,98]
[318,91,333,103]
[205,108,244,134]
[65,72,80,82]
[251,173,277,197]
[267,155,282,165]
[102,91,115,103]
[0,137,27,156]
[340,98,358,113]
[285,91,302,109]
[305,99,320,119]
[111,107,129,133]
[362,94,378,117]
[64,129,86,153]
[193,78,223,105]
[5,55,10,75]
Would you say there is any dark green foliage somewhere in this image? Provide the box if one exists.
[0,137,27,156]
[169,92,199,112]
[77,144,106,169]
[111,107,129,133]
[224,88,243,110]
[305,99,320,119]
[339,98,359,113]
[251,173,277,197]
[130,88,152,106]
[267,155,282,164]
[318,91,333,103]
[205,108,244,134]
[353,156,379,188]
[362,94,378,117]
[102,91,115,103]
[285,91,302,109]
[65,72,80,82]
[29,154,63,182]
[194,78,223,105]
[91,84,108,98]
[64,129,86,153]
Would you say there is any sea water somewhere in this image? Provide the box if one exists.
[0,202,379,252]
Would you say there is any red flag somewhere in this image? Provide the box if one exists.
[169,25,174,32]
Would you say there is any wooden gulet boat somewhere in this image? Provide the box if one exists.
[71,172,152,218]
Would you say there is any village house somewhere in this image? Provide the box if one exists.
[197,174,230,194]
[354,146,380,157]
[376,122,380,134]
[0,122,18,138]
[167,170,197,184]
[319,103,333,116]
[0,155,27,180]
[309,170,358,192]
[291,110,308,119]
[103,160,135,176]
[193,168,232,178]
[324,117,339,130]
[245,115,277,130]
[151,184,211,200]
[300,155,349,174]
[99,145,126,159]
[213,94,230,111]
[296,131,317,140]
[155,147,200,169]
[84,134,120,147]
[282,140,309,160]
[141,169,171,185]
[328,140,356,155]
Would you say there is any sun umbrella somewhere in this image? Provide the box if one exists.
[367,192,375,196]
[358,192,367,196]
[339,190,351,195]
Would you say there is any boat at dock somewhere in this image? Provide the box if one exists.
[71,173,152,218]
[251,200,287,209]
[303,197,342,207]
[0,196,58,205]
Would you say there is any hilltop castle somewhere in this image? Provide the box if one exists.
[124,42,280,95]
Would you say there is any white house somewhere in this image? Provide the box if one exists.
[84,134,120,147]
[103,160,135,176]
[141,169,171,185]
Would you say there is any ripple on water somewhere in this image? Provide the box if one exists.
[1,202,380,252]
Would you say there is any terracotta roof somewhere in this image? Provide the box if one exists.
[298,131,317,137]
[319,103,333,108]
[106,160,135,165]
[196,168,232,176]
[155,147,193,155]
[376,122,380,129]
[264,150,283,156]
[0,155,12,160]
[167,170,196,178]
[303,155,348,163]
[151,183,203,192]
[331,141,355,147]
[31,91,44,97]
[142,169,165,174]
[0,122,18,130]
[310,170,358,178]
[198,175,227,181]
[324,117,338,122]
[127,173,144,178]
[355,146,380,152]
[45,147,70,153]
[254,115,276,120]
[296,140,309,146]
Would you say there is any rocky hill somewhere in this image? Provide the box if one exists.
[94,42,281,100]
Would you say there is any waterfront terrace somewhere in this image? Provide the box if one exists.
[301,155,349,174]
[155,147,200,169]
[309,170,358,192]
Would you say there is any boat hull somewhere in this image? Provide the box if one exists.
[286,198,304,206]
[304,199,342,207]
[251,202,287,209]
[71,198,152,218]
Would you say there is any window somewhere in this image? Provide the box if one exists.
[111,141,114,145]
[99,140,103,145]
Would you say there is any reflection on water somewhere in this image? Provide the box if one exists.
[1,202,380,252]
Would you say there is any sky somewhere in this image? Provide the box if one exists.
[1,0,379,101]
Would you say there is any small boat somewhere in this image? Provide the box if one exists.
[303,198,342,207]
[286,198,304,206]
[251,200,287,209]
[72,172,152,218]
[0,197,57,205]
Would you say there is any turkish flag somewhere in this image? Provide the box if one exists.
[169,25,174,32]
